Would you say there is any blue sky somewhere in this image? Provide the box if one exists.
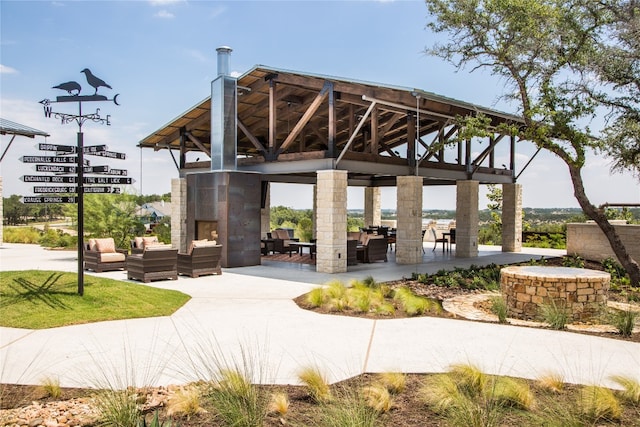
[1,0,638,210]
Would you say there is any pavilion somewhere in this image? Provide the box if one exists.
[138,47,527,273]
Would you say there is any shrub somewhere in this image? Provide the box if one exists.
[306,287,325,307]
[206,368,269,427]
[536,372,565,393]
[609,375,640,404]
[268,391,290,416]
[3,226,42,244]
[609,309,638,337]
[377,371,406,394]
[491,377,534,410]
[361,383,393,413]
[540,299,569,330]
[93,389,141,427]
[490,296,508,323]
[298,366,332,403]
[579,385,622,422]
[166,385,205,417]
[562,255,585,268]
[39,376,61,399]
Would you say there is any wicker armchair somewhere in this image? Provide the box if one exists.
[357,235,388,263]
[271,229,299,255]
[84,238,127,273]
[178,241,223,278]
[130,236,160,254]
[126,246,178,283]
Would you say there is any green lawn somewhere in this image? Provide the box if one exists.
[0,270,191,329]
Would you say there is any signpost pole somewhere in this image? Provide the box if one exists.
[77,129,84,296]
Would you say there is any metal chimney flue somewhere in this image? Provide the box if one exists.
[216,46,232,76]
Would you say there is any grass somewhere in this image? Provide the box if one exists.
[298,365,333,403]
[0,270,191,329]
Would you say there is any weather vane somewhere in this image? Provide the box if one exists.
[39,68,120,128]
[38,68,120,296]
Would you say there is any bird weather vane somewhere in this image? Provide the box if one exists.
[40,68,120,127]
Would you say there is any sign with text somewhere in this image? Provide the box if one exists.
[22,196,77,204]
[86,150,126,160]
[22,175,135,184]
[83,186,121,194]
[21,155,89,165]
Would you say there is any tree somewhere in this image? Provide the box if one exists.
[66,193,143,248]
[424,0,640,286]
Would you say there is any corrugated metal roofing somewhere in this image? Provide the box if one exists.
[0,118,50,138]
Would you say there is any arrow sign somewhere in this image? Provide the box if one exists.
[38,143,75,153]
[86,150,126,160]
[22,196,77,204]
[105,168,128,176]
[21,156,89,165]
[34,186,76,193]
[84,176,134,185]
[34,165,75,173]
[84,186,121,194]
[22,175,77,183]
[84,165,110,173]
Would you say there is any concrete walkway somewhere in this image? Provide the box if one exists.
[1,243,638,391]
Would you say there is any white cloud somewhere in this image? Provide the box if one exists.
[186,49,209,63]
[0,64,18,74]
[154,9,175,19]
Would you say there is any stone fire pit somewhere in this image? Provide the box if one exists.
[500,266,611,322]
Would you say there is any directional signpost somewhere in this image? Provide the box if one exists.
[36,68,123,296]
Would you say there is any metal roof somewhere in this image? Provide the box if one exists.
[0,118,50,138]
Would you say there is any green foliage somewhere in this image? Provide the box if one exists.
[609,309,638,337]
[540,299,569,330]
[93,389,141,427]
[139,410,174,427]
[296,217,313,242]
[2,226,42,243]
[490,296,508,323]
[579,385,622,422]
[602,257,627,280]
[206,369,269,427]
[562,255,585,268]
[67,193,144,248]
[609,375,640,405]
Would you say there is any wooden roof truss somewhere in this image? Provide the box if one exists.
[138,66,525,187]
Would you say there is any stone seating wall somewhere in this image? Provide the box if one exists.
[566,222,640,262]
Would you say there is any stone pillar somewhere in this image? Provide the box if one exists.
[396,176,423,264]
[260,181,270,238]
[316,170,347,273]
[171,177,187,253]
[313,184,318,239]
[364,187,381,227]
[502,183,522,252]
[455,180,479,258]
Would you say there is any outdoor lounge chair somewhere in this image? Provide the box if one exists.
[271,229,299,255]
[130,236,160,254]
[357,235,388,263]
[84,238,127,273]
[177,241,223,278]
[126,245,178,283]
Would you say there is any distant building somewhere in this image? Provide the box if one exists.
[137,201,171,231]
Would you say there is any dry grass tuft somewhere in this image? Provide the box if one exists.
[298,366,332,403]
[536,372,565,394]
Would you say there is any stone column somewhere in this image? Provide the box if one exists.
[313,184,318,239]
[260,181,270,238]
[364,187,381,227]
[316,170,348,273]
[502,183,522,252]
[455,180,479,258]
[171,177,187,253]
[396,176,423,264]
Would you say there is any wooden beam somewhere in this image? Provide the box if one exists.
[278,81,331,154]
[238,119,267,154]
[269,79,277,154]
[185,131,211,157]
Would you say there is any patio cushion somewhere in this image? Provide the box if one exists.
[99,252,126,263]
[142,236,160,248]
[144,244,172,251]
[187,239,208,255]
[88,238,97,251]
[95,238,116,253]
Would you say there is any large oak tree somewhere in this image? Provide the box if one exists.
[424,0,640,286]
